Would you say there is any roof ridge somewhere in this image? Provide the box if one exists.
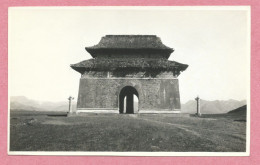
[105,35,157,37]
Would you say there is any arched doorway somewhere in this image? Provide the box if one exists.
[119,86,139,114]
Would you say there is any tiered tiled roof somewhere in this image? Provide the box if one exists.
[85,35,174,58]
[71,35,188,75]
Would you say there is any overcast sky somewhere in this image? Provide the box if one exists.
[9,7,250,103]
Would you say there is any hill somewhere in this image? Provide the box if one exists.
[10,96,246,114]
[181,99,246,114]
[228,105,247,115]
[10,96,76,112]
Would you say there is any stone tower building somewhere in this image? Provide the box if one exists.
[71,35,188,114]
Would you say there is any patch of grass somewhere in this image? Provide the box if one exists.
[10,111,246,152]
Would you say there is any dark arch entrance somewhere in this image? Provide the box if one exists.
[119,86,139,114]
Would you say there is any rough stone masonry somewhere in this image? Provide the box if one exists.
[71,35,188,114]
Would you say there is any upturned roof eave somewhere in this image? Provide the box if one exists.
[85,47,174,58]
[70,59,188,74]
[85,47,174,52]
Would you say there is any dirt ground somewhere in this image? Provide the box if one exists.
[9,110,247,152]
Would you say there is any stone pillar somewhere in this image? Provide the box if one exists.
[195,96,201,116]
[68,96,74,114]
[126,94,134,114]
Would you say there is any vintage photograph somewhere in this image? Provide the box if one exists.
[8,6,250,156]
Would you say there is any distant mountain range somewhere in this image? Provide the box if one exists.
[181,99,246,114]
[10,96,246,114]
[10,96,76,112]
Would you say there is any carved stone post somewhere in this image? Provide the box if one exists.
[195,96,201,116]
[68,96,74,114]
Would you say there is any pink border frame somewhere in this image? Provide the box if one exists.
[1,0,259,164]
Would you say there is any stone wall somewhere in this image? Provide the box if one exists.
[82,71,177,79]
[77,77,180,112]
